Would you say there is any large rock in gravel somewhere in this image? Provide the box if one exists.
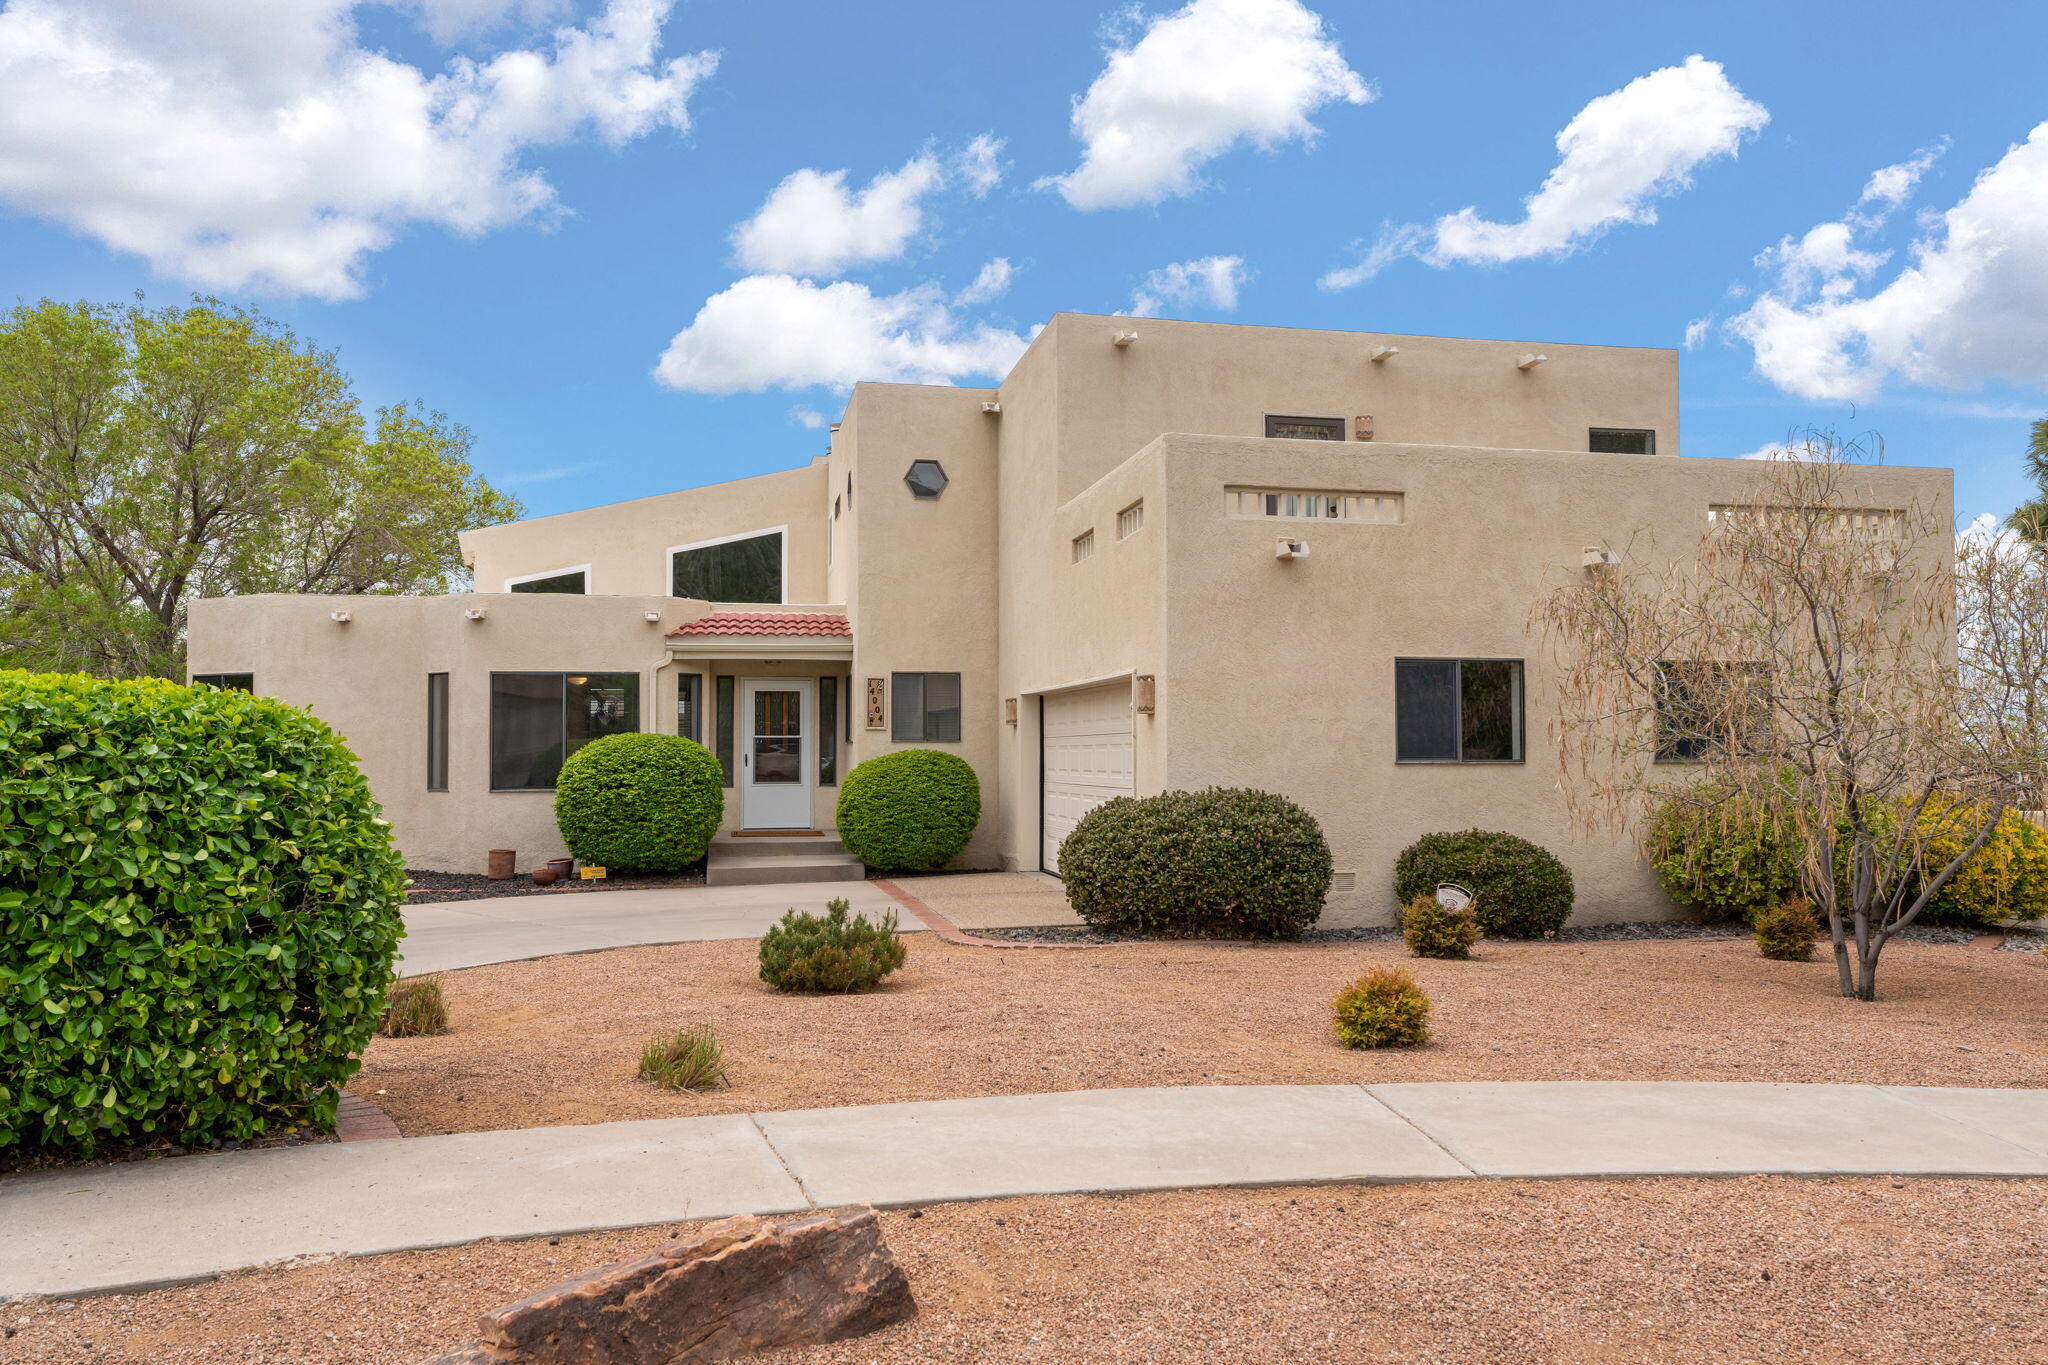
[422,1207,915,1364]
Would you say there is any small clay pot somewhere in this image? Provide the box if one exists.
[531,868,558,887]
[546,856,575,882]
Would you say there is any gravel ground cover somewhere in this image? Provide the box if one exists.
[11,1177,2048,1364]
[977,919,1994,945]
[350,934,2048,1136]
[403,864,705,905]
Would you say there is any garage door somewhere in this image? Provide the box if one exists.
[1041,680,1135,873]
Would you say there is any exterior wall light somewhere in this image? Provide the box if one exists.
[1370,345,1399,363]
[1133,675,1157,714]
[329,609,352,624]
[1113,331,1138,347]
[982,401,1002,414]
[1517,353,1548,370]
[644,611,662,623]
[464,607,488,622]
[1275,537,1309,560]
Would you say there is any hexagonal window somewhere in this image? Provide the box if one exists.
[904,460,949,499]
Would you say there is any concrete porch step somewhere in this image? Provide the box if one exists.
[710,833,847,858]
[706,853,866,887]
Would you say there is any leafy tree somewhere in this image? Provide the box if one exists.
[2009,417,2048,547]
[0,297,521,678]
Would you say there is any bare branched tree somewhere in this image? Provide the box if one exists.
[1957,520,2048,815]
[1540,431,2045,1000]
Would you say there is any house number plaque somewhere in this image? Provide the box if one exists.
[865,677,886,729]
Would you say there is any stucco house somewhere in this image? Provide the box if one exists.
[186,314,1951,925]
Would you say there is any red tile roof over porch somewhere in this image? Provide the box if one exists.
[668,612,852,638]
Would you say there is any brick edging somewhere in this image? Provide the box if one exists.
[871,879,1116,951]
[336,1091,402,1142]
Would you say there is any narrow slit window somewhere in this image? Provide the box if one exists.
[676,673,703,742]
[1072,529,1095,563]
[1117,501,1145,539]
[426,673,449,791]
[1266,415,1345,441]
[1589,428,1656,455]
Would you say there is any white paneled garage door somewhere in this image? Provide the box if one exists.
[1041,680,1135,873]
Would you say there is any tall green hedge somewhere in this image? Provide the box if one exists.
[554,733,724,873]
[1060,788,1332,939]
[835,749,981,870]
[0,671,406,1158]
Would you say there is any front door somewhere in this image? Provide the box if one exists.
[740,678,813,829]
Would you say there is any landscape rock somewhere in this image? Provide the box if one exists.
[421,1207,914,1364]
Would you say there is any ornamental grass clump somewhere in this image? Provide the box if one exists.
[1331,967,1432,1049]
[377,977,449,1038]
[1754,897,1821,962]
[1401,894,1481,960]
[638,1024,729,1093]
[758,899,907,993]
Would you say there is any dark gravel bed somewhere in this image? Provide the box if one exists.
[404,863,705,905]
[974,919,2005,947]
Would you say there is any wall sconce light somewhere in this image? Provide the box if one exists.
[1370,345,1399,363]
[982,401,1002,415]
[329,609,352,624]
[1354,415,1375,441]
[1004,697,1018,725]
[1113,330,1138,347]
[464,607,488,622]
[1133,675,1157,714]
[1275,537,1310,559]
[1517,353,1548,371]
[644,611,662,623]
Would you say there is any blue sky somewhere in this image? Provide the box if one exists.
[3,0,2045,531]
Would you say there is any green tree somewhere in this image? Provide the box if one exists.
[2009,417,2048,546]
[0,297,521,678]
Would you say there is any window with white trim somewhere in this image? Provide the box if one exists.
[1117,500,1144,539]
[670,529,783,603]
[1226,488,1403,523]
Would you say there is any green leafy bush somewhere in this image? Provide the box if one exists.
[555,733,723,874]
[1401,894,1481,960]
[1330,967,1432,1048]
[1061,788,1332,939]
[1753,897,1820,961]
[1392,830,1574,939]
[0,671,406,1158]
[758,898,908,992]
[1644,780,1803,923]
[377,977,449,1038]
[638,1024,728,1092]
[1914,800,2048,927]
[835,749,981,871]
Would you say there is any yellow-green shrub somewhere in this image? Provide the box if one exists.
[1330,967,1431,1049]
[1914,801,2048,927]
[1753,897,1820,961]
[1400,894,1481,960]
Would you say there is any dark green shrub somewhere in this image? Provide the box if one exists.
[0,671,406,1158]
[1645,780,1801,923]
[377,977,449,1038]
[638,1024,728,1092]
[835,749,980,871]
[758,898,908,992]
[554,733,723,874]
[1331,967,1431,1048]
[1061,788,1332,939]
[1401,894,1481,960]
[1392,830,1574,939]
[1754,897,1820,961]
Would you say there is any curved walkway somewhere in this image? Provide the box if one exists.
[8,1081,2048,1299]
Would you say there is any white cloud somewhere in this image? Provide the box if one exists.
[402,0,568,42]
[787,406,829,429]
[729,137,1006,277]
[955,257,1016,306]
[1683,315,1713,349]
[654,274,1032,394]
[1039,0,1369,212]
[1735,442,1803,461]
[1127,254,1246,317]
[0,0,715,299]
[1859,143,1945,208]
[1731,124,2048,402]
[1321,55,1767,288]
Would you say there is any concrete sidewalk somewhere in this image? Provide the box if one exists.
[8,1082,2048,1300]
[398,879,905,975]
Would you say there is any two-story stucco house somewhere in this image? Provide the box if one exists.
[186,314,1952,925]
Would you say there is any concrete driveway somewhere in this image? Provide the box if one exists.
[398,879,906,976]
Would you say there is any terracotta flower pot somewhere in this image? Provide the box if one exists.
[531,868,558,886]
[487,848,516,880]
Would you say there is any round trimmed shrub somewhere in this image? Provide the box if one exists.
[835,749,980,871]
[0,671,406,1158]
[554,733,723,874]
[1392,829,1575,939]
[1331,967,1431,1048]
[1060,788,1332,939]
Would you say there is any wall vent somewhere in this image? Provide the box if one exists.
[1331,871,1357,893]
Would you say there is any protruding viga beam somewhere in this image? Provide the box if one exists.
[7,1082,2048,1300]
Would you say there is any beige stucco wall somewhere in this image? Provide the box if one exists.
[187,592,852,873]
[459,460,832,603]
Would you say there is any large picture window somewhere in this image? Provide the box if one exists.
[891,672,962,743]
[507,567,588,594]
[1395,659,1524,762]
[489,672,640,790]
[670,529,784,604]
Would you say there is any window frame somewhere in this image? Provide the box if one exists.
[676,672,704,743]
[1117,500,1145,539]
[426,673,449,791]
[1265,414,1347,442]
[667,526,788,605]
[1072,529,1095,563]
[487,670,642,792]
[1393,657,1526,765]
[504,564,591,594]
[191,672,254,691]
[891,671,963,743]
[1588,427,1657,456]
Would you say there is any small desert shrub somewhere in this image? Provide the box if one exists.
[377,977,449,1037]
[1753,897,1820,961]
[1401,894,1481,960]
[1392,830,1574,939]
[1061,788,1333,939]
[758,899,908,992]
[554,733,724,874]
[835,749,982,871]
[1331,967,1432,1049]
[638,1024,728,1092]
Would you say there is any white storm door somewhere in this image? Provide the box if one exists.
[740,679,813,829]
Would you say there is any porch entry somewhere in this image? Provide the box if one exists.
[739,677,814,830]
